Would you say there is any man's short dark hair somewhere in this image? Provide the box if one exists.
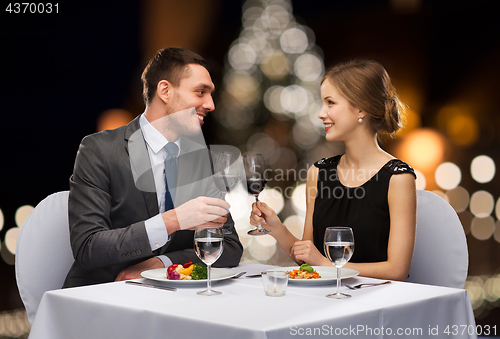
[141,47,210,105]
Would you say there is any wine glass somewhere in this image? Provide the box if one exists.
[194,225,224,296]
[324,227,355,299]
[213,152,242,234]
[243,153,271,236]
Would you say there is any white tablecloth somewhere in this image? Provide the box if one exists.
[29,264,477,339]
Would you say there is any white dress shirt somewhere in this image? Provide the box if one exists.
[139,113,180,268]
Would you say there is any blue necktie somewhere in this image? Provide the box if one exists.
[164,142,179,211]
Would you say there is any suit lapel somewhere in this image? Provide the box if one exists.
[125,116,159,218]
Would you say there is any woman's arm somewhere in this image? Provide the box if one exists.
[343,172,417,281]
[290,165,332,266]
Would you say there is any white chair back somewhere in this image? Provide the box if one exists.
[15,191,74,325]
[408,190,468,289]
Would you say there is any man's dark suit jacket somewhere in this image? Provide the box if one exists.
[63,116,243,288]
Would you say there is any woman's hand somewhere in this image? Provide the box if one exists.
[291,240,331,266]
[250,201,282,232]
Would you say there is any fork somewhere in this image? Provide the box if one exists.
[344,281,391,289]
[232,271,247,279]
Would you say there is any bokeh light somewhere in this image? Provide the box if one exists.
[283,215,305,239]
[294,53,324,82]
[446,114,479,146]
[291,183,307,216]
[225,183,254,224]
[0,208,4,231]
[272,147,298,172]
[292,117,321,149]
[247,37,273,56]
[396,108,421,137]
[483,274,500,302]
[280,27,308,53]
[247,133,280,163]
[224,70,261,107]
[494,221,500,243]
[97,109,134,132]
[435,162,461,190]
[432,190,448,202]
[264,85,285,114]
[437,105,479,146]
[414,169,426,190]
[258,187,285,215]
[228,42,257,70]
[465,276,485,310]
[470,216,495,241]
[5,227,20,254]
[281,85,309,114]
[248,238,277,261]
[471,155,496,184]
[253,233,277,249]
[496,197,500,220]
[15,205,34,227]
[397,128,446,172]
[260,51,289,80]
[447,186,469,213]
[470,191,494,218]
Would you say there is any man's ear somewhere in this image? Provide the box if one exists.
[157,80,170,105]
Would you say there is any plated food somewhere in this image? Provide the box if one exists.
[271,266,359,285]
[166,261,207,280]
[288,263,321,279]
[141,267,238,284]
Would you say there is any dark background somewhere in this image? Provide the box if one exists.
[1,0,499,332]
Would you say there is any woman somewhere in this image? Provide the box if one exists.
[251,60,416,281]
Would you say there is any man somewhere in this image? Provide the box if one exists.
[63,48,243,288]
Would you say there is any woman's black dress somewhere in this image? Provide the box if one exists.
[312,155,415,263]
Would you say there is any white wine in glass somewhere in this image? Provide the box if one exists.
[324,227,354,299]
[194,226,224,296]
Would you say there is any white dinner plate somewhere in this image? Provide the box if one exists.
[270,266,359,285]
[141,268,238,285]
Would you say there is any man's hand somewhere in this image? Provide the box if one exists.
[114,257,164,281]
[162,196,230,232]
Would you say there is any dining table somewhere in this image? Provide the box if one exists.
[28,263,477,339]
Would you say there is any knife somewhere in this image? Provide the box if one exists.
[245,272,265,278]
[125,280,177,291]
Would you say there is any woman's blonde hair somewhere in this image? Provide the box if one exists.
[322,59,406,134]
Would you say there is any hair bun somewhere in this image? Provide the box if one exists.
[383,95,404,134]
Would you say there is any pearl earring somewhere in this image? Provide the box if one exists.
[358,118,363,124]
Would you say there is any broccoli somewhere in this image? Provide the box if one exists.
[190,263,208,280]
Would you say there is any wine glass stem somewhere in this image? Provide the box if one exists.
[254,196,263,229]
[207,264,212,292]
[336,267,341,295]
